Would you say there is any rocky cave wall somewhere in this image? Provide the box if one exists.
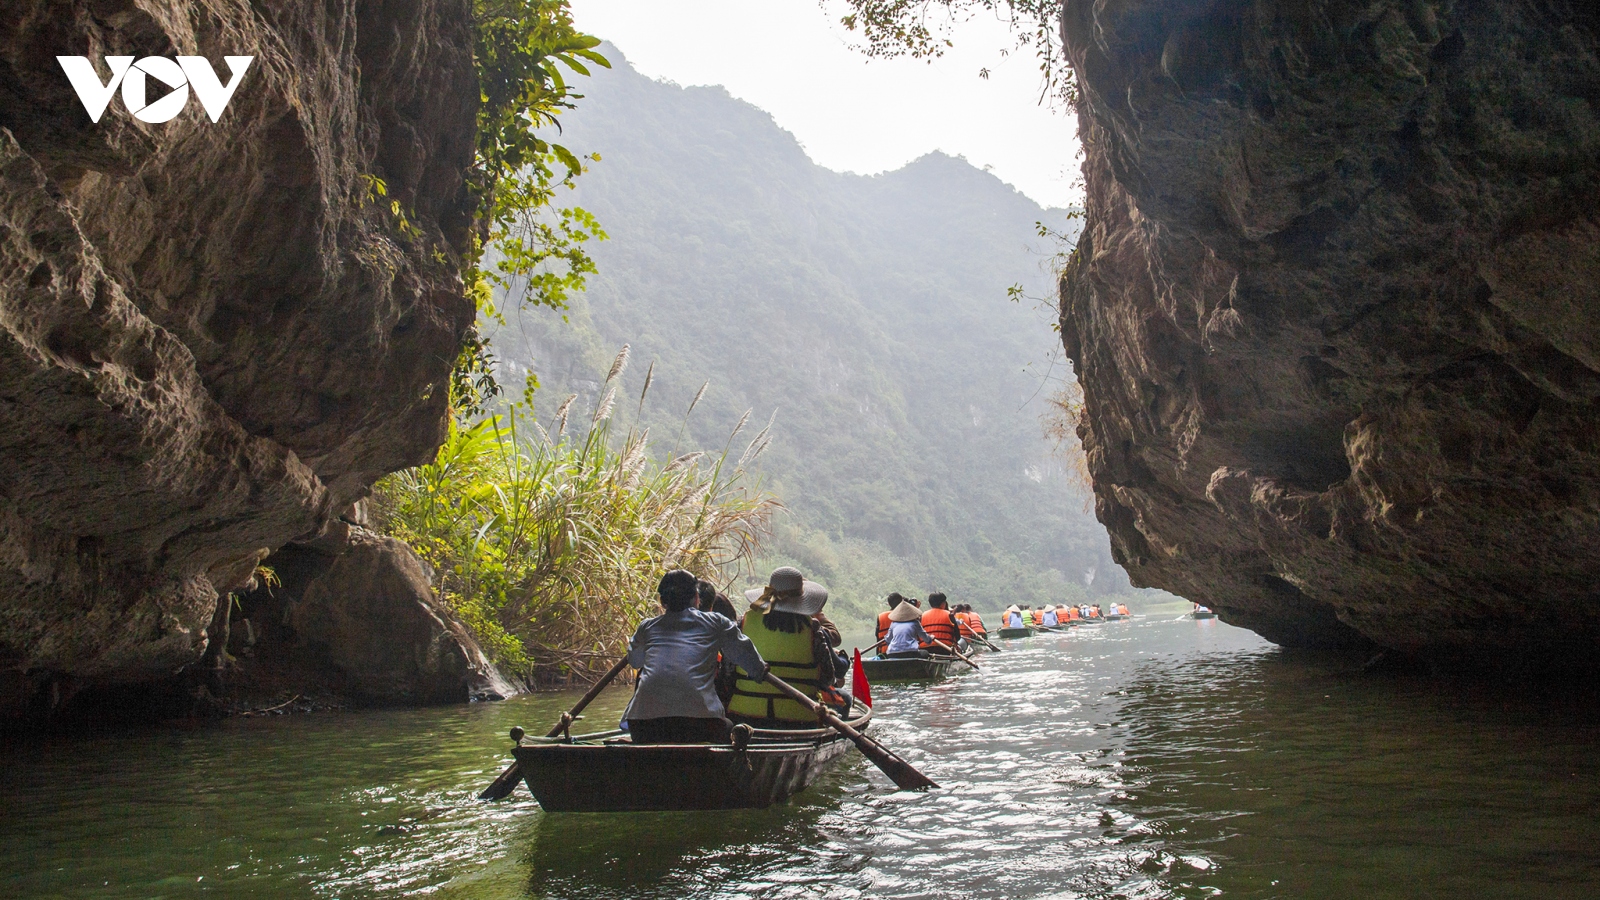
[1058,0,1600,668]
[0,0,478,717]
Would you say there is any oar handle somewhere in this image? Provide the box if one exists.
[931,639,980,670]
[762,671,937,791]
[545,655,630,739]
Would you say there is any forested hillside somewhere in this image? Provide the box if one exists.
[487,45,1137,620]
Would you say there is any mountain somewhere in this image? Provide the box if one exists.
[485,44,1138,620]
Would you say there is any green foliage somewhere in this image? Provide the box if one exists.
[456,0,611,417]
[373,347,779,684]
[830,0,1078,103]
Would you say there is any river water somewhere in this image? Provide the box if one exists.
[5,613,1599,899]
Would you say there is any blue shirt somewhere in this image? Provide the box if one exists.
[1042,610,1058,626]
[885,620,930,654]
[622,608,767,720]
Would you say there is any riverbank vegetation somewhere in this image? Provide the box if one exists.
[374,349,779,686]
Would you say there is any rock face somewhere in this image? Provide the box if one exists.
[229,526,515,706]
[0,0,477,717]
[1059,0,1600,668]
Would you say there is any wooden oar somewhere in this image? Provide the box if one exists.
[479,655,630,801]
[763,671,937,790]
[964,630,1001,652]
[930,639,980,670]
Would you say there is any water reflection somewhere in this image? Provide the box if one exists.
[1112,647,1600,899]
[4,615,1599,899]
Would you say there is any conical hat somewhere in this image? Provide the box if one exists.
[888,602,923,622]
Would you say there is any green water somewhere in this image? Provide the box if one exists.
[5,615,1599,898]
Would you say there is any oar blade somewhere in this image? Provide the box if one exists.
[863,744,938,790]
[479,762,523,801]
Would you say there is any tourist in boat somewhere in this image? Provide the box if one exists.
[882,600,933,658]
[1004,605,1024,628]
[1041,605,1059,627]
[696,579,740,620]
[1064,604,1080,622]
[876,593,906,648]
[728,567,847,725]
[622,569,769,745]
[956,604,987,637]
[1030,606,1046,627]
[920,593,961,651]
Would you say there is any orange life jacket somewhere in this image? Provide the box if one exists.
[921,607,960,648]
[1030,609,1045,626]
[957,611,985,636]
[876,610,892,645]
[1067,607,1080,620]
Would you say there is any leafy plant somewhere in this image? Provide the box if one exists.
[829,0,1078,104]
[374,347,780,685]
[456,0,611,416]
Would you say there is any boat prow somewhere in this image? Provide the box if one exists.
[510,702,871,811]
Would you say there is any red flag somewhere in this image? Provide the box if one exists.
[852,648,872,708]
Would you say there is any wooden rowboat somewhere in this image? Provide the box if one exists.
[1192,610,1217,620]
[997,626,1035,638]
[511,701,871,811]
[859,654,960,682]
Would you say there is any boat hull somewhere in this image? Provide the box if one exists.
[513,707,869,812]
[997,627,1035,638]
[1192,611,1217,620]
[859,655,959,681]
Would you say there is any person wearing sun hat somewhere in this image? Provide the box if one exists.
[882,599,934,658]
[727,567,845,724]
[1004,605,1023,629]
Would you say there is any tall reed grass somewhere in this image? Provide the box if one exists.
[373,347,779,686]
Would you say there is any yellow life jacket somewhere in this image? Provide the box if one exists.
[728,608,821,722]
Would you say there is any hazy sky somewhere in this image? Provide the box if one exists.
[567,0,1082,209]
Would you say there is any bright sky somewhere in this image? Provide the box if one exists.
[567,0,1083,209]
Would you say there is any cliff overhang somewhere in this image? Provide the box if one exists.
[0,0,479,719]
[1058,0,1600,669]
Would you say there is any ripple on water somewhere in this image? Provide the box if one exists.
[5,616,1600,898]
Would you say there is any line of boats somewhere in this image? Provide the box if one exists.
[491,611,1145,814]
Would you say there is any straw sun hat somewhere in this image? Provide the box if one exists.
[744,566,829,616]
[888,601,923,622]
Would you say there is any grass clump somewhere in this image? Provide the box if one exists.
[374,348,779,686]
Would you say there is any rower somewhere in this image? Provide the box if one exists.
[876,593,906,648]
[622,569,769,745]
[920,593,961,651]
[1004,605,1024,628]
[1041,605,1059,627]
[883,600,933,658]
[955,604,987,638]
[728,567,847,726]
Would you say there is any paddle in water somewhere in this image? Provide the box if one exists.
[763,671,937,791]
[929,639,980,671]
[479,655,631,801]
[966,630,1001,652]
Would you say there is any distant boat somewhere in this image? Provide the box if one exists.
[1191,609,1217,620]
[512,701,871,811]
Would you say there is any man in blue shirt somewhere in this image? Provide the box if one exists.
[623,569,769,744]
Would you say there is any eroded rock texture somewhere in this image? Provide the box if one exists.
[1059,0,1600,667]
[0,0,476,717]
[227,525,515,707]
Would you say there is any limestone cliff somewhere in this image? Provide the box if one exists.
[1059,0,1600,668]
[0,0,478,716]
